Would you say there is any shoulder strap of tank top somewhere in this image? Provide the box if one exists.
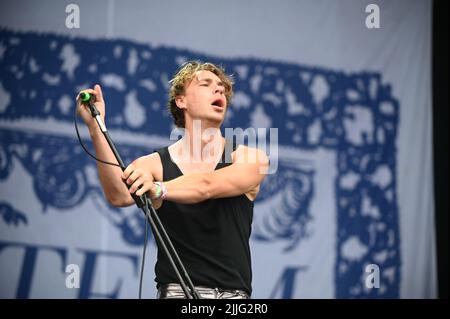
[154,146,179,180]
[154,146,170,163]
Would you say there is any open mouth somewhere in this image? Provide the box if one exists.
[211,98,224,109]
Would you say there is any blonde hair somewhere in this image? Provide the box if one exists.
[167,61,234,127]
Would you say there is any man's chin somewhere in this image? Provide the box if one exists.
[204,114,225,126]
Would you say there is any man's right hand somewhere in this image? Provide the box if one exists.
[76,84,106,132]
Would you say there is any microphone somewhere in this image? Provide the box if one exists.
[80,92,94,103]
[79,92,100,117]
[79,92,106,132]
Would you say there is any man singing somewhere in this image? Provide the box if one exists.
[76,61,269,299]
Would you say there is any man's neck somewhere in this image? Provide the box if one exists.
[179,120,224,164]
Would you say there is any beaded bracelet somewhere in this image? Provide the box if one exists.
[153,182,167,200]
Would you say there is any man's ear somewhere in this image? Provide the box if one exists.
[175,95,186,109]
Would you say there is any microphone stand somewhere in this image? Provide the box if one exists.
[80,93,200,299]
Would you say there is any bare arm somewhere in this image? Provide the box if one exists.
[76,85,135,206]
[162,146,269,204]
[89,126,134,206]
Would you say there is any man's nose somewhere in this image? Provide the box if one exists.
[214,86,224,95]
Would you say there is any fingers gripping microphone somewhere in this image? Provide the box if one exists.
[79,91,92,102]
[80,92,100,117]
[80,92,106,132]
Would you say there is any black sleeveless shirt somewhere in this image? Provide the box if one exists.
[153,140,254,294]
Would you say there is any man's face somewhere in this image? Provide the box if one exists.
[177,70,227,126]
